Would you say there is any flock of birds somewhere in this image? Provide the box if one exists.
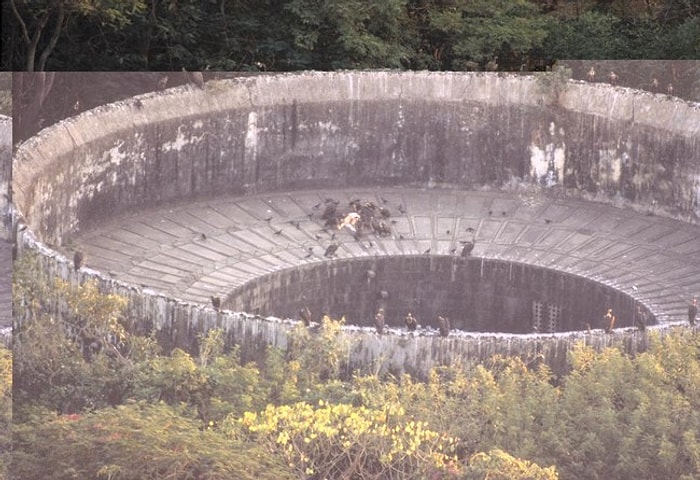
[196,193,480,333]
[586,66,674,95]
[372,309,451,337]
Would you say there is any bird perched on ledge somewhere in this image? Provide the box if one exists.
[210,295,221,312]
[374,308,385,334]
[460,240,475,257]
[300,306,312,327]
[437,316,450,337]
[604,308,616,333]
[73,250,84,271]
[324,243,339,257]
[405,312,417,332]
[587,66,596,82]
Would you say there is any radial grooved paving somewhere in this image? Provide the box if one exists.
[72,188,700,322]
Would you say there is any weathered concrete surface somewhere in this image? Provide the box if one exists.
[72,187,697,326]
[11,71,700,371]
[13,72,700,250]
[0,115,12,335]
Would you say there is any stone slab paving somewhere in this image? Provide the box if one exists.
[73,188,700,324]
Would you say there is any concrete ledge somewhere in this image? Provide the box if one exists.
[11,72,700,371]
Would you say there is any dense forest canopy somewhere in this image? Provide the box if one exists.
[3,0,699,72]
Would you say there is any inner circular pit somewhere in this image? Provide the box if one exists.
[231,255,649,334]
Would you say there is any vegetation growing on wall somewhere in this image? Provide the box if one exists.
[11,253,700,479]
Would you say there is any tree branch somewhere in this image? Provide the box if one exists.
[9,0,31,45]
[37,4,66,72]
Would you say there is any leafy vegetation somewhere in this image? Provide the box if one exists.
[0,344,10,480]
[3,0,698,71]
[11,252,700,479]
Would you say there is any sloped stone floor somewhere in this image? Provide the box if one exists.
[73,187,700,325]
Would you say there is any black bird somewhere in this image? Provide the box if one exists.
[544,218,553,224]
[290,221,300,229]
[324,243,339,257]
[437,316,450,337]
[488,210,493,216]
[450,247,457,254]
[501,211,506,217]
[313,202,321,209]
[374,308,385,334]
[210,295,221,312]
[273,229,283,235]
[264,216,273,222]
[446,230,451,234]
[405,312,417,332]
[465,227,475,233]
[604,308,616,333]
[423,248,431,254]
[399,234,404,240]
[381,197,388,204]
[689,298,697,326]
[321,204,337,221]
[73,251,84,271]
[299,306,312,327]
[461,241,475,257]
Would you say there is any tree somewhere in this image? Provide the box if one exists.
[427,0,550,70]
[283,0,412,69]
[6,0,145,71]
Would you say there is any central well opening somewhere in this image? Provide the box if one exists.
[228,256,652,334]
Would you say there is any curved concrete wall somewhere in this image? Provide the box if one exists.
[0,115,11,336]
[13,71,700,247]
[230,256,649,333]
[11,71,700,373]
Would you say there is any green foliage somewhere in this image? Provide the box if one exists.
[464,448,558,480]
[12,401,295,480]
[5,0,698,70]
[438,0,551,67]
[283,0,412,69]
[11,265,700,480]
[13,254,135,414]
[286,315,351,388]
[235,399,461,479]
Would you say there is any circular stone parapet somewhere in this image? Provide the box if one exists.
[11,71,700,372]
[0,114,12,338]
